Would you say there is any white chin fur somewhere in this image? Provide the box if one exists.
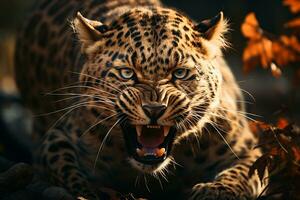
[128,157,172,174]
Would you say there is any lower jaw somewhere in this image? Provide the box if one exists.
[132,151,167,165]
[129,156,173,173]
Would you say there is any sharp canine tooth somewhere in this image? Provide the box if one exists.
[163,126,170,136]
[136,148,145,157]
[155,148,166,157]
[137,148,166,157]
[136,125,142,136]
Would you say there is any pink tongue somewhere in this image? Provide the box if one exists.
[138,127,165,148]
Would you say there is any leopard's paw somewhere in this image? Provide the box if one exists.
[190,182,248,200]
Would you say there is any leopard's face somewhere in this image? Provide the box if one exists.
[75,8,227,172]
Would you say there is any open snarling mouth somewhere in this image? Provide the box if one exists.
[121,122,177,165]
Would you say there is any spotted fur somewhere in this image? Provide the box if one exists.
[15,0,266,199]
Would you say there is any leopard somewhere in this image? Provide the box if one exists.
[14,0,266,199]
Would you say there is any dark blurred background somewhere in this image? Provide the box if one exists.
[0,0,299,162]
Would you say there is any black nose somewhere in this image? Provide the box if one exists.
[142,104,167,123]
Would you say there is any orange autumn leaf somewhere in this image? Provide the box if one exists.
[243,37,273,73]
[272,35,300,66]
[248,121,271,134]
[241,12,263,40]
[283,0,300,13]
[277,117,289,129]
[241,13,273,73]
[285,17,300,29]
[269,146,291,163]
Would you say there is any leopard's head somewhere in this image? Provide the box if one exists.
[74,7,228,173]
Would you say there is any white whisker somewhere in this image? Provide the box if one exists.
[144,175,150,192]
[93,117,124,170]
[80,113,120,138]
[34,100,114,117]
[45,85,117,97]
[240,88,256,103]
[208,121,240,160]
[70,71,123,92]
[54,94,116,103]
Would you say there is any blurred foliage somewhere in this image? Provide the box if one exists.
[249,120,300,199]
[241,1,300,84]
[241,1,300,199]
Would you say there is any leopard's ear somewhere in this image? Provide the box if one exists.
[73,12,108,50]
[195,12,228,48]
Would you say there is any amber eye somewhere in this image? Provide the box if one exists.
[173,68,190,79]
[119,68,134,79]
